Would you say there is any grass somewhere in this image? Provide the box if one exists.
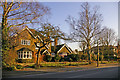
[100,61,119,64]
[39,62,89,67]
[16,60,119,70]
[19,62,89,68]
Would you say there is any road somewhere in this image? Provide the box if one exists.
[3,67,119,78]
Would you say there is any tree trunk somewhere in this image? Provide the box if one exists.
[87,42,92,64]
[101,52,103,63]
[101,46,104,63]
[36,48,41,65]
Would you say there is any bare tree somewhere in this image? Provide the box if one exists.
[1,1,50,66]
[34,23,67,66]
[79,42,86,54]
[66,2,103,64]
[103,27,117,61]
[1,2,50,42]
[103,27,117,46]
[94,27,117,62]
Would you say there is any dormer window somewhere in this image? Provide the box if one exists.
[21,39,30,45]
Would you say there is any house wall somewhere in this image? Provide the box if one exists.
[58,46,71,54]
[12,29,46,63]
[118,42,120,58]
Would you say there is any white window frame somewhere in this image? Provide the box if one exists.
[21,39,30,45]
[18,51,32,59]
[51,53,55,57]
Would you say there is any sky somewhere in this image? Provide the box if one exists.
[0,1,118,51]
[41,2,118,50]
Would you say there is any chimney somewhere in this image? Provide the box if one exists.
[25,26,28,28]
[54,37,58,46]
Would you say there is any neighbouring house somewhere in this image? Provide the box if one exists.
[117,39,120,59]
[91,45,118,60]
[10,26,73,63]
[51,44,73,58]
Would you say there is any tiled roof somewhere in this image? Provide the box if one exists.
[29,28,45,39]
[17,48,32,52]
[51,44,64,53]
[51,44,73,54]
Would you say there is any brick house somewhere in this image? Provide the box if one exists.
[91,45,118,60]
[117,39,120,59]
[51,44,73,57]
[11,26,51,63]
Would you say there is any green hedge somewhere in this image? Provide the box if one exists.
[2,65,16,71]
[16,65,24,69]
[17,59,34,63]
[39,62,88,67]
[43,55,52,62]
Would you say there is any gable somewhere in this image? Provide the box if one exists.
[58,46,72,54]
[18,29,34,40]
[51,44,64,53]
[51,44,73,54]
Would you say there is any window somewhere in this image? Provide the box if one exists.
[51,53,55,57]
[27,52,29,58]
[18,51,32,59]
[35,43,40,49]
[21,40,30,45]
[29,51,32,58]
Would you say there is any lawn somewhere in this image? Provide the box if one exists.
[16,62,89,69]
[5,61,119,71]
[39,62,89,67]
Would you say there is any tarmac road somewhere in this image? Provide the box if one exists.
[5,66,118,78]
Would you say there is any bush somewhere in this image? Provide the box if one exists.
[81,54,88,60]
[16,65,23,69]
[43,55,52,62]
[70,54,80,62]
[54,54,61,62]
[8,65,16,71]
[60,58,64,62]
[33,64,41,69]
[91,54,97,61]
[64,55,71,62]
[17,59,34,63]
[3,65,16,71]
[2,62,9,68]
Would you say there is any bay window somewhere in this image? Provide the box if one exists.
[18,51,32,59]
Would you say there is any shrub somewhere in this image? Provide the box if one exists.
[43,55,52,62]
[2,62,8,68]
[54,54,61,62]
[91,54,97,61]
[33,64,41,69]
[3,65,16,71]
[16,65,23,69]
[81,54,88,60]
[64,56,71,62]
[17,59,34,63]
[9,65,16,71]
[60,58,64,62]
[70,54,80,62]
